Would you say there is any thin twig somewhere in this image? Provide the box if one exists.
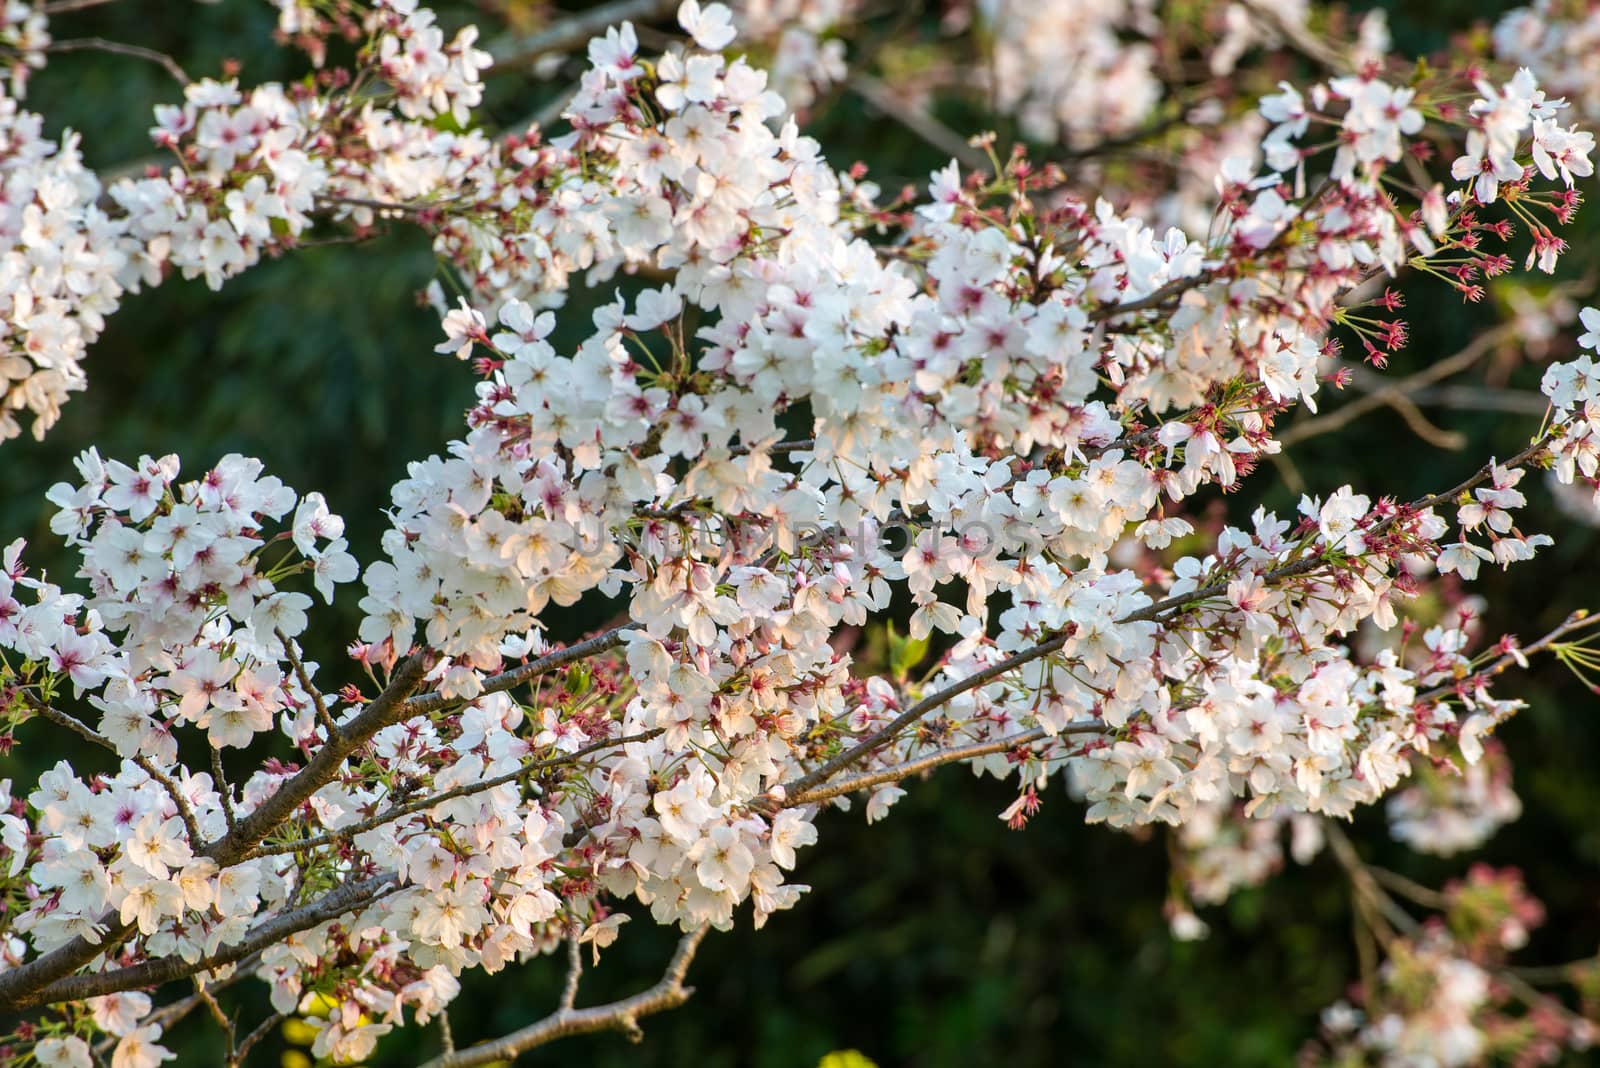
[229,1011,286,1068]
[1411,610,1599,709]
[45,38,190,84]
[126,952,264,1044]
[403,625,635,718]
[1051,112,1191,163]
[244,729,663,859]
[437,1011,456,1056]
[1091,180,1334,323]
[195,981,231,1030]
[1408,385,1549,416]
[1326,823,1589,1028]
[195,982,234,1057]
[25,695,116,752]
[782,723,1106,807]
[560,925,583,1011]
[1510,959,1598,985]
[848,73,989,172]
[1369,865,1449,909]
[1240,0,1345,70]
[132,755,207,852]
[41,0,119,13]
[488,0,678,71]
[777,632,1071,799]
[1089,273,1210,321]
[1326,823,1417,937]
[774,432,1564,804]
[1402,430,1556,519]
[732,437,814,457]
[1279,324,1515,448]
[210,746,237,833]
[278,630,339,741]
[314,193,444,218]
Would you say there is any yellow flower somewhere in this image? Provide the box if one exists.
[818,1052,879,1068]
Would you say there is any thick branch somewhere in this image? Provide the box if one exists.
[2,627,637,1007]
[14,875,397,1008]
[205,652,434,864]
[0,653,430,1010]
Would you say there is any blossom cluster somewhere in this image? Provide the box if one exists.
[0,0,47,97]
[1307,867,1589,1067]
[0,0,497,441]
[1495,0,1600,123]
[0,97,142,441]
[725,0,858,109]
[1387,740,1523,857]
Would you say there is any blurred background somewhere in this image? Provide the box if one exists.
[5,0,1600,1064]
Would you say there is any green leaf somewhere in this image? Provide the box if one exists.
[886,620,930,681]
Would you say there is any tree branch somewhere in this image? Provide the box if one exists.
[1279,324,1515,448]
[1411,610,1600,709]
[15,874,398,1008]
[279,630,339,742]
[559,924,583,1011]
[488,0,679,71]
[210,746,237,834]
[244,728,662,859]
[24,694,117,752]
[0,653,431,1010]
[773,432,1564,807]
[45,38,190,84]
[402,625,635,718]
[1239,0,1345,70]
[848,73,989,172]
[128,951,263,1041]
[229,1010,286,1068]
[783,723,1106,808]
[777,632,1071,799]
[40,0,119,12]
[419,925,710,1068]
[4,627,639,1007]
